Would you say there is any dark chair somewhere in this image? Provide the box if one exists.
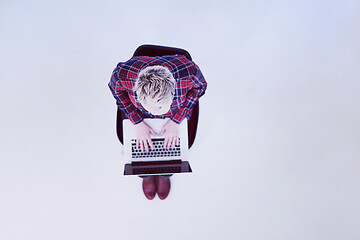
[116,44,200,149]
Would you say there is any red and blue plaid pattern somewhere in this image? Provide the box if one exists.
[109,54,207,124]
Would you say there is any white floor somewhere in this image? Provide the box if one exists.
[1,1,360,239]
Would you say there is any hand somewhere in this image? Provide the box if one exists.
[135,121,158,153]
[159,119,180,150]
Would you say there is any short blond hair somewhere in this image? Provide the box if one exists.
[135,66,175,109]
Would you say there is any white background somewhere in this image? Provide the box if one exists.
[1,0,360,239]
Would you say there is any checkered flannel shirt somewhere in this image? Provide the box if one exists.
[108,54,207,124]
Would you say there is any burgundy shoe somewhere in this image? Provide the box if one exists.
[156,176,171,200]
[142,176,156,200]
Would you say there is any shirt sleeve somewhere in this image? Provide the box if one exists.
[170,63,207,124]
[108,68,143,124]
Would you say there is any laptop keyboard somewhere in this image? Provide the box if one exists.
[131,138,181,158]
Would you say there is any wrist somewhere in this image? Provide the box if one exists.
[135,120,144,125]
[170,119,181,124]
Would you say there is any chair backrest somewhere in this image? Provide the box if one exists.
[133,44,192,61]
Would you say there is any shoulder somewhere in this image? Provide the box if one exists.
[115,56,148,75]
[160,55,200,79]
[113,56,154,82]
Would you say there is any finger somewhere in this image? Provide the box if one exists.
[163,137,168,149]
[171,137,176,149]
[144,139,149,153]
[140,140,144,152]
[159,128,165,136]
[166,137,171,150]
[176,137,179,146]
[148,138,154,150]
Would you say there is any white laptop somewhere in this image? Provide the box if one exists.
[122,118,192,176]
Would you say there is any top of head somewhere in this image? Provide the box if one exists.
[135,65,175,115]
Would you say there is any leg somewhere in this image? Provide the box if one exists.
[141,175,156,200]
[139,175,172,200]
[157,175,171,200]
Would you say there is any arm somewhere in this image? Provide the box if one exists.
[161,63,207,149]
[109,68,157,152]
[170,63,207,124]
[108,68,143,124]
[109,66,161,152]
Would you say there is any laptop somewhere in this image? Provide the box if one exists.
[122,118,192,176]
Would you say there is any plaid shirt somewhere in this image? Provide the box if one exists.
[108,54,207,124]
